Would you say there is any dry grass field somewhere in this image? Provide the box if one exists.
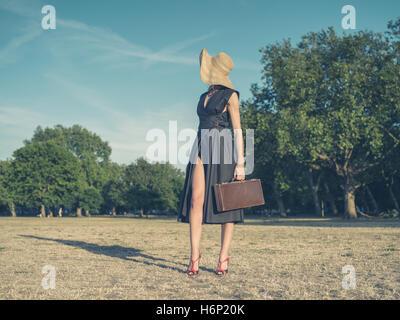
[0,216,399,300]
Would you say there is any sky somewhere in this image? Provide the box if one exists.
[0,0,399,170]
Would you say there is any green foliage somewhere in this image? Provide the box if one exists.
[24,124,112,190]
[125,157,184,214]
[258,27,400,176]
[241,99,303,211]
[10,140,81,210]
[0,161,12,212]
[0,161,10,204]
[21,124,117,213]
[79,186,103,213]
[242,19,400,217]
[102,162,128,213]
[379,209,399,219]
[24,124,111,163]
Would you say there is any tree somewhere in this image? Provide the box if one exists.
[10,141,81,216]
[0,160,16,217]
[24,124,112,215]
[102,162,127,215]
[152,161,185,214]
[79,186,103,216]
[256,25,400,219]
[242,85,318,217]
[321,169,340,216]
[125,157,184,217]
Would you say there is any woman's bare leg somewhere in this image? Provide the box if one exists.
[219,222,234,270]
[188,156,205,271]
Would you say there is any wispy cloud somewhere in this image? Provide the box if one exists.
[0,0,37,18]
[0,105,55,158]
[40,73,195,165]
[0,1,41,64]
[0,0,259,73]
[0,106,49,127]
[138,31,216,69]
[234,57,260,71]
[56,18,212,69]
[0,0,213,70]
[0,26,42,64]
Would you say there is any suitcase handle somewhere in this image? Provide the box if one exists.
[218,178,259,185]
[225,178,260,184]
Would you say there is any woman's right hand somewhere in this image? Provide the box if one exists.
[233,163,245,181]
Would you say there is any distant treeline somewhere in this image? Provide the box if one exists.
[0,125,185,217]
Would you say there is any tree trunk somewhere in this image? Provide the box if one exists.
[273,183,286,217]
[112,206,116,216]
[365,185,378,215]
[388,185,400,212]
[76,207,82,217]
[41,204,46,218]
[311,186,321,216]
[323,182,338,215]
[344,178,357,219]
[9,202,16,217]
[321,200,325,217]
[308,169,322,216]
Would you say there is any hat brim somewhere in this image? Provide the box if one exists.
[200,48,235,90]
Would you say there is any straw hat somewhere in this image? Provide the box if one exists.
[199,48,235,90]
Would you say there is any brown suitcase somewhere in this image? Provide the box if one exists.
[213,178,265,212]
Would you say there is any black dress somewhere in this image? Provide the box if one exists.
[177,85,245,224]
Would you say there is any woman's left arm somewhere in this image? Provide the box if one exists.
[227,92,245,180]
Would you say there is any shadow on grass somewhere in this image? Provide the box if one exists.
[19,235,215,274]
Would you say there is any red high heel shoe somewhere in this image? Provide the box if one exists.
[216,257,230,276]
[187,254,201,276]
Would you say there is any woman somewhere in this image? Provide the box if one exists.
[177,48,245,276]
